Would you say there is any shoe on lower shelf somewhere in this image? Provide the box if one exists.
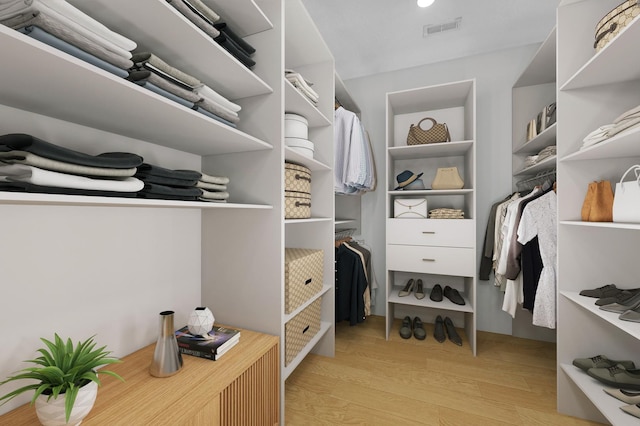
[433,315,445,343]
[572,355,635,371]
[444,316,462,346]
[605,388,640,405]
[580,283,619,298]
[599,291,640,313]
[621,403,640,419]
[587,365,640,391]
[620,306,640,322]
[430,284,443,302]
[398,279,415,297]
[412,316,426,340]
[444,285,465,305]
[596,289,640,306]
[415,279,425,300]
[399,316,412,339]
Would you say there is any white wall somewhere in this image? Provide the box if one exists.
[344,43,540,335]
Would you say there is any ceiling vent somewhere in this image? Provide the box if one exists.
[423,17,462,37]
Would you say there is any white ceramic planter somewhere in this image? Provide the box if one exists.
[35,380,98,426]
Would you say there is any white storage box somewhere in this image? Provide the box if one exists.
[285,113,309,139]
[286,137,315,159]
[393,198,428,218]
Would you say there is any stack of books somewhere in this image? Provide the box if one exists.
[175,325,241,361]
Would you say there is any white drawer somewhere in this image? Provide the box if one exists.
[387,219,475,248]
[387,245,475,276]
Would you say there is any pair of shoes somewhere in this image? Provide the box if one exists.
[580,283,619,298]
[444,316,462,346]
[398,316,426,340]
[572,355,635,371]
[398,278,425,299]
[587,364,640,391]
[444,286,465,305]
[605,387,640,404]
[596,289,640,306]
[433,315,446,343]
[430,284,443,302]
[599,291,640,314]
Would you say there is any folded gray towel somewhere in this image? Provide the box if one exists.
[187,0,220,23]
[128,70,202,103]
[195,180,226,191]
[197,98,240,124]
[0,151,137,177]
[167,0,220,39]
[131,52,200,88]
[200,172,229,185]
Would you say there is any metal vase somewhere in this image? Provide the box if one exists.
[149,310,183,377]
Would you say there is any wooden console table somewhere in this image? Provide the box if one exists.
[0,328,279,425]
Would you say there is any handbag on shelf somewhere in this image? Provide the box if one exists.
[613,165,640,223]
[581,180,614,222]
[594,0,640,52]
[393,198,428,218]
[431,167,464,190]
[537,102,557,133]
[406,117,451,145]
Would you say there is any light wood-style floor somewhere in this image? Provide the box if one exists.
[285,315,602,425]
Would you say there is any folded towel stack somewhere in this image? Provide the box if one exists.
[135,163,230,202]
[0,133,144,197]
[581,104,640,150]
[523,145,556,169]
[285,69,319,106]
[0,0,137,78]
[428,208,465,219]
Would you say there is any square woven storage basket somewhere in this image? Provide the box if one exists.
[285,297,322,366]
[284,248,323,314]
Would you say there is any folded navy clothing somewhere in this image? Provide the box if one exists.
[213,22,256,55]
[135,172,198,188]
[137,163,202,180]
[0,182,137,198]
[214,34,256,69]
[0,134,144,169]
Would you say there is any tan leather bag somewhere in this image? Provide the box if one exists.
[407,117,451,145]
[581,180,614,222]
[431,167,464,190]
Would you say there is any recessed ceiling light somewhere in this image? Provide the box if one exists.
[417,0,435,7]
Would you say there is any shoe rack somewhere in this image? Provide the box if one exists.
[384,79,477,355]
[556,0,640,423]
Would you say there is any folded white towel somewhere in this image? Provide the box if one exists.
[195,85,241,113]
[199,172,229,185]
[196,180,226,191]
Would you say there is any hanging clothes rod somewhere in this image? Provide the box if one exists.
[516,169,556,191]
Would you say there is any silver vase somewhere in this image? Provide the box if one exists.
[149,310,183,377]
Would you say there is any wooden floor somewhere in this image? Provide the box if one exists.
[285,315,602,426]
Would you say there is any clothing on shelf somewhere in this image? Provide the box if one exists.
[581,104,640,150]
[285,69,319,105]
[334,106,376,194]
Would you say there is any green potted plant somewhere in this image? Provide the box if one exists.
[0,333,124,425]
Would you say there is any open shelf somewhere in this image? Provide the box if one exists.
[388,140,474,160]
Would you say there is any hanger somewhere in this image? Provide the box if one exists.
[334,97,342,110]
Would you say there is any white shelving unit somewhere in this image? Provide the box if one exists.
[384,79,477,355]
[0,1,336,423]
[557,1,640,424]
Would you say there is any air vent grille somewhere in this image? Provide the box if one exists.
[423,17,462,37]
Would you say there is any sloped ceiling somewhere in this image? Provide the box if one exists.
[302,0,560,80]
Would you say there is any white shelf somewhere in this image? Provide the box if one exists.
[388,189,474,196]
[560,220,640,231]
[0,26,271,157]
[284,79,331,128]
[0,192,271,209]
[202,0,273,37]
[284,147,331,171]
[513,123,557,155]
[388,286,474,314]
[560,126,640,162]
[387,80,475,115]
[283,320,331,380]
[388,140,474,159]
[514,27,557,88]
[561,364,636,426]
[284,0,333,69]
[561,15,640,91]
[513,155,557,176]
[562,291,640,356]
[335,218,356,225]
[285,217,333,224]
[67,0,272,100]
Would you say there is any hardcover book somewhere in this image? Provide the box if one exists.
[178,338,239,361]
[175,325,241,358]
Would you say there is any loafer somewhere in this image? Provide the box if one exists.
[430,284,443,302]
[580,283,619,298]
[587,364,640,390]
[444,285,465,305]
[444,316,462,346]
[620,306,640,322]
[399,316,412,339]
[415,279,425,299]
[572,355,635,371]
[398,279,415,297]
[600,291,640,313]
[604,387,640,404]
[596,289,640,306]
[433,315,446,343]
[412,316,426,340]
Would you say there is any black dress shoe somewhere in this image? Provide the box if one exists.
[430,284,443,302]
[444,286,465,305]
[433,315,445,343]
[444,317,462,346]
[399,316,412,339]
[412,317,426,340]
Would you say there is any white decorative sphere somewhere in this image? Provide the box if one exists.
[188,307,215,336]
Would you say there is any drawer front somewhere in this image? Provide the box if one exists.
[387,219,475,248]
[387,245,475,276]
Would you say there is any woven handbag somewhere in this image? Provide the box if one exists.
[406,117,451,145]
